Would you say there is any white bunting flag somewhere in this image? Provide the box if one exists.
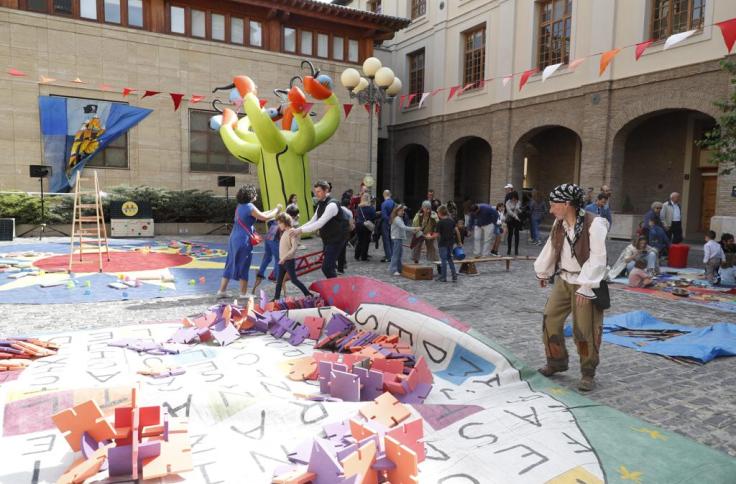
[541,63,563,82]
[664,29,697,50]
[418,92,430,109]
[502,75,512,87]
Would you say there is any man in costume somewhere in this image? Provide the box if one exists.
[533,184,609,391]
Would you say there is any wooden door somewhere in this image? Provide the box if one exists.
[700,175,717,232]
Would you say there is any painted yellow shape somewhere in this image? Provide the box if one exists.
[546,466,603,484]
[547,387,569,396]
[619,465,643,483]
[632,427,668,441]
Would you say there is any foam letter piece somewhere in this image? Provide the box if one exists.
[330,369,361,402]
[210,321,240,346]
[340,439,378,484]
[288,324,310,346]
[325,313,353,336]
[359,392,411,428]
[286,356,318,381]
[52,400,116,452]
[353,367,384,401]
[306,438,343,484]
[386,419,425,462]
[385,435,419,484]
[303,316,325,340]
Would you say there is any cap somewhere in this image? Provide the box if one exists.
[504,183,513,189]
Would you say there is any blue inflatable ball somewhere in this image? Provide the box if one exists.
[229,87,242,104]
[209,115,223,130]
[316,74,333,91]
[266,107,280,120]
[453,246,466,260]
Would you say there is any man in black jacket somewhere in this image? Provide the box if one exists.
[292,180,350,278]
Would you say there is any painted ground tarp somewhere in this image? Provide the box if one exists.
[0,276,734,483]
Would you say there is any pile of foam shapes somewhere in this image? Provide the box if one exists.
[51,387,192,483]
[167,240,226,257]
[285,313,434,403]
[273,392,424,484]
[0,337,59,372]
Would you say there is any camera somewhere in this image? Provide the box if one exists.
[83,104,98,114]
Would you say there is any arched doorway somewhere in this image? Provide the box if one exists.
[512,126,581,199]
[447,137,492,208]
[612,110,716,235]
[397,144,429,212]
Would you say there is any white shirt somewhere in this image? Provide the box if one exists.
[672,203,681,222]
[534,217,610,298]
[299,201,352,233]
[703,240,725,263]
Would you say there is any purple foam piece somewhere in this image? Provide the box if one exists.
[371,455,396,471]
[107,338,139,348]
[336,330,358,352]
[307,438,343,484]
[210,322,240,346]
[325,313,353,336]
[269,316,293,339]
[287,438,315,465]
[335,435,380,462]
[260,290,268,311]
[168,327,198,344]
[323,420,350,443]
[318,361,333,393]
[353,367,384,401]
[288,324,310,346]
[138,440,161,461]
[129,340,160,353]
[330,370,360,402]
[108,444,133,476]
[80,432,99,460]
[196,327,211,336]
[397,383,432,404]
[252,313,270,333]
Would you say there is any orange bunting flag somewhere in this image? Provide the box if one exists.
[259,99,267,108]
[635,40,654,60]
[142,90,160,98]
[717,18,736,53]
[343,103,353,118]
[519,68,537,91]
[72,77,85,84]
[122,88,135,97]
[99,83,111,91]
[399,95,406,109]
[447,86,460,101]
[599,48,621,76]
[190,95,205,104]
[170,93,184,111]
[39,75,56,84]
[8,68,26,77]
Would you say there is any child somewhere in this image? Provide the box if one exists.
[456,218,468,246]
[491,202,505,256]
[273,213,311,300]
[389,204,421,276]
[252,219,281,294]
[436,205,459,282]
[628,258,654,288]
[704,230,725,284]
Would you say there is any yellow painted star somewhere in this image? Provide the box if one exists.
[548,387,568,396]
[632,427,668,441]
[619,465,643,483]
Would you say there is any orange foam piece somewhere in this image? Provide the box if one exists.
[286,356,318,381]
[387,419,425,462]
[340,439,378,484]
[57,445,109,484]
[52,400,116,452]
[385,435,419,484]
[223,304,232,324]
[141,429,193,479]
[349,417,376,441]
[272,469,317,484]
[358,392,411,428]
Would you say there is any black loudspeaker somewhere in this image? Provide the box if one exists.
[29,165,51,178]
[0,219,14,241]
[217,176,235,187]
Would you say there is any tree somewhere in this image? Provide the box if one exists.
[698,59,736,175]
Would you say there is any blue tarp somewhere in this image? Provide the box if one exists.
[565,311,736,363]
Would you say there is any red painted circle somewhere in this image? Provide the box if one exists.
[34,252,193,273]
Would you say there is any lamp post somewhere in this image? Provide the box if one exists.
[340,57,402,194]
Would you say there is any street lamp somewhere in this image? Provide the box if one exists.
[340,57,401,193]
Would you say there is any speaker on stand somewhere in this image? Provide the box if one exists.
[19,165,68,239]
[207,176,236,235]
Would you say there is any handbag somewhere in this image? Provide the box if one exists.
[592,279,610,310]
[236,215,262,246]
[410,233,424,249]
[360,208,375,232]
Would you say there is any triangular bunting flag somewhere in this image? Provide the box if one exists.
[8,68,26,77]
[142,90,160,98]
[447,86,460,101]
[259,99,267,108]
[170,93,184,111]
[502,75,512,87]
[430,87,443,96]
[343,103,353,118]
[418,92,430,109]
[364,103,371,114]
[399,95,406,109]
[599,48,621,76]
[122,88,135,97]
[635,39,654,60]
[190,95,205,104]
[233,99,243,113]
[39,75,56,84]
[375,104,381,115]
[568,58,585,70]
[717,18,736,53]
[99,83,111,91]
[72,77,85,83]
[541,63,563,82]
[407,94,417,106]
[519,69,537,91]
[664,29,696,49]
[462,82,474,93]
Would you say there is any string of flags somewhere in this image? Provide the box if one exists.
[6,17,736,118]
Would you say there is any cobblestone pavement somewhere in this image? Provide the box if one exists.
[1,233,734,457]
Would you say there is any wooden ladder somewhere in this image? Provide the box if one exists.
[68,171,110,272]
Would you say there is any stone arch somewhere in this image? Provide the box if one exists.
[395,143,430,211]
[445,136,492,208]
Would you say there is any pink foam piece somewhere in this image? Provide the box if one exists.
[386,419,425,462]
[303,316,325,340]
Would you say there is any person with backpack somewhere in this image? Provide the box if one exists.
[291,180,350,279]
[355,192,376,261]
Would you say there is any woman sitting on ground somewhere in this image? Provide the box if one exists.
[641,202,664,237]
[608,236,659,280]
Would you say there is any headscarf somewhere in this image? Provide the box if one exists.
[549,183,587,258]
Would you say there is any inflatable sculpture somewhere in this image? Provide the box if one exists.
[211,61,340,220]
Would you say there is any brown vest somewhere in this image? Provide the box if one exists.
[550,212,596,268]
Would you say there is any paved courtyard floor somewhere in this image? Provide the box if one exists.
[1,233,734,458]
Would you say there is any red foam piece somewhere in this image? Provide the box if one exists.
[303,316,326,340]
[371,358,404,374]
[387,419,425,462]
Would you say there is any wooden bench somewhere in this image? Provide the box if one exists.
[435,255,535,275]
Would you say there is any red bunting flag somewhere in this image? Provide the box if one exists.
[99,83,111,91]
[142,90,160,98]
[717,18,736,53]
[407,93,417,106]
[259,99,267,108]
[363,104,371,114]
[375,104,381,115]
[343,103,353,118]
[599,48,621,76]
[399,94,406,109]
[170,93,184,111]
[447,86,460,101]
[635,40,654,60]
[519,68,537,91]
[122,87,135,97]
[189,95,205,104]
[8,68,26,77]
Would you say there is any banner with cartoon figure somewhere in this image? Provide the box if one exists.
[38,96,152,192]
